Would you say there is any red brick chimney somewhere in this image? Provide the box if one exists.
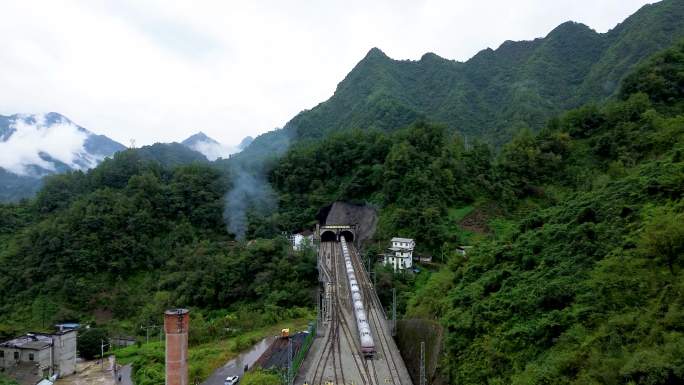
[164,309,189,385]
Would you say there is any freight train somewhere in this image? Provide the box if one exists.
[340,237,376,358]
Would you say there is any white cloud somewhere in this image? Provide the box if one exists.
[0,0,657,148]
[0,114,96,176]
[187,140,238,161]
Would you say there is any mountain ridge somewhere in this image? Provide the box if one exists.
[238,0,684,162]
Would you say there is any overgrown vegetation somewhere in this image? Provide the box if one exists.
[241,369,282,385]
[0,375,18,385]
[403,41,684,383]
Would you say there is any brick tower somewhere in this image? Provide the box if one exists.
[164,309,189,385]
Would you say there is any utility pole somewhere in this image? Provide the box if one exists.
[287,337,293,385]
[100,339,110,369]
[392,288,397,336]
[140,325,158,344]
[420,341,426,385]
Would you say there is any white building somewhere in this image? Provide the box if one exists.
[291,230,314,251]
[384,237,415,271]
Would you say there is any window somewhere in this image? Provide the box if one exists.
[14,351,19,360]
[0,350,4,358]
[29,353,34,361]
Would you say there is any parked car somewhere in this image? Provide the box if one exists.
[224,376,239,385]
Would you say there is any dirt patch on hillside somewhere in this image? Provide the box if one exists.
[458,204,502,234]
[322,202,378,244]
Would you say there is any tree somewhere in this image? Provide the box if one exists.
[78,328,109,359]
[639,208,684,273]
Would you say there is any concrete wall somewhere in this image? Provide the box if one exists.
[52,330,77,377]
[0,347,49,369]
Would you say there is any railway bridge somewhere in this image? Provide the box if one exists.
[296,225,413,385]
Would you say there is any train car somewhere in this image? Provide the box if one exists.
[340,237,376,358]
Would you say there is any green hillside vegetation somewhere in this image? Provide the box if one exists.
[405,41,684,383]
[240,0,684,164]
[0,375,18,385]
[268,40,684,383]
[0,149,317,337]
[0,4,683,385]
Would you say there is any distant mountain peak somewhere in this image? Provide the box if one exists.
[365,47,389,60]
[181,131,219,146]
[0,112,125,176]
[420,52,444,62]
[546,20,594,39]
[238,136,254,150]
[0,112,125,201]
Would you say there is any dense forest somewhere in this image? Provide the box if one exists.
[0,150,317,339]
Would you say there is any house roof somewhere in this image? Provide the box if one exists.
[391,237,414,243]
[0,334,52,350]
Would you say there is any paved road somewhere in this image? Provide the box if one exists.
[201,337,275,385]
[116,364,132,385]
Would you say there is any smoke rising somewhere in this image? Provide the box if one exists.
[223,165,277,240]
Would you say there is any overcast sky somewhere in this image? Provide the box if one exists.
[0,0,657,147]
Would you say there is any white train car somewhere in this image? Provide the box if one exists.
[340,237,375,357]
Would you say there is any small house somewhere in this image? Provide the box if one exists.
[384,237,415,271]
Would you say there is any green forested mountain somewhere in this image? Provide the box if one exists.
[240,0,684,163]
[1,3,683,384]
[268,39,684,383]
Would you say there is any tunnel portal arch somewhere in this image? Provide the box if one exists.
[321,230,337,242]
[340,230,354,242]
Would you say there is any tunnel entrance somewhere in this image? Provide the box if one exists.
[340,230,354,242]
[321,230,337,242]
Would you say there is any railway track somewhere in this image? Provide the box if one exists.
[348,242,405,385]
[301,240,411,385]
[310,242,340,385]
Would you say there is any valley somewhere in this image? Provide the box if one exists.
[1,1,684,384]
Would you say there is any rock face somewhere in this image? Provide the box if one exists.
[322,201,378,244]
